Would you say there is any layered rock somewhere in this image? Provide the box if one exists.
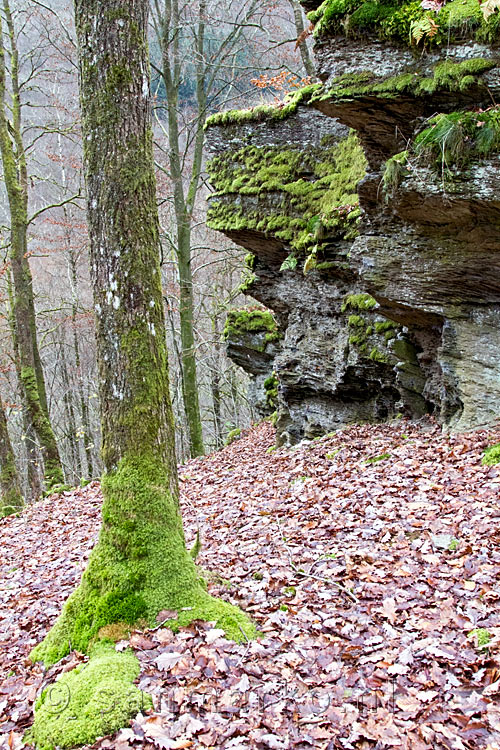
[223,309,281,418]
[205,0,500,439]
[302,0,500,430]
[206,108,429,443]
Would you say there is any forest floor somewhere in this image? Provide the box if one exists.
[1,419,500,750]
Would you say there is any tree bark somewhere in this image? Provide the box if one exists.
[0,398,23,515]
[289,0,314,77]
[31,0,254,668]
[60,341,81,482]
[157,0,205,458]
[0,0,63,492]
[6,275,43,501]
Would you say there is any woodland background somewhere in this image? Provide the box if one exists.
[0,0,313,501]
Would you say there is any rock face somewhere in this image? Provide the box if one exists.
[222,309,281,418]
[205,0,500,442]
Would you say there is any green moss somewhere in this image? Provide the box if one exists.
[383,151,409,195]
[238,270,257,294]
[207,131,366,253]
[244,252,256,270]
[26,643,151,750]
[308,0,500,45]
[0,458,23,516]
[204,84,322,129]
[264,373,279,408]
[30,456,256,667]
[369,347,390,363]
[225,427,241,445]
[316,58,496,106]
[315,261,338,271]
[223,309,280,347]
[375,320,398,333]
[482,442,500,465]
[344,305,399,361]
[349,333,368,349]
[365,452,391,463]
[189,530,201,560]
[341,293,377,312]
[470,628,491,648]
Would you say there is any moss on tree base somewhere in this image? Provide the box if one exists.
[30,456,257,668]
[26,643,151,750]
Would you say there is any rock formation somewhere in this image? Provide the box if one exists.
[206,0,500,443]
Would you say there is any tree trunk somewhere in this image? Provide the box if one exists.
[289,0,314,77]
[31,0,254,668]
[159,0,205,457]
[210,314,223,449]
[0,0,63,492]
[56,118,96,481]
[177,235,205,456]
[7,276,43,501]
[0,398,23,516]
[60,341,81,482]
[24,418,42,502]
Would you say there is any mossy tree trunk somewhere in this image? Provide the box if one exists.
[31,0,254,668]
[6,277,43,501]
[0,0,64,492]
[0,397,23,516]
[156,0,205,458]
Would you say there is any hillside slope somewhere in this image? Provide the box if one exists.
[1,419,500,749]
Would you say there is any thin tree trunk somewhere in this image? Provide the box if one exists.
[60,341,81,482]
[158,0,204,457]
[69,251,95,479]
[210,314,223,449]
[0,0,63,491]
[55,118,96,480]
[289,0,314,77]
[24,417,42,501]
[0,397,23,515]
[7,275,42,501]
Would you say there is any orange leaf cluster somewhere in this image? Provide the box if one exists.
[250,70,312,100]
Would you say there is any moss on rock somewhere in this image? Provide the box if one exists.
[207,131,366,253]
[223,309,281,346]
[415,106,500,168]
[382,105,500,187]
[204,84,322,130]
[308,0,500,45]
[341,292,378,312]
[264,373,279,408]
[312,58,496,107]
[224,427,242,445]
[26,643,151,750]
